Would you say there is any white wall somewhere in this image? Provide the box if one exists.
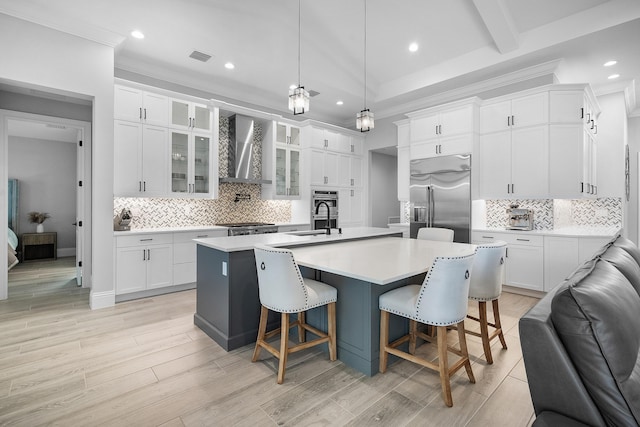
[596,92,627,199]
[0,13,114,308]
[370,152,399,227]
[629,116,640,244]
[8,136,77,253]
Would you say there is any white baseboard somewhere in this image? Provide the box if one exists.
[90,290,115,309]
[57,248,76,258]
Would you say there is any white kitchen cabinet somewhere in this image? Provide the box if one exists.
[472,231,544,292]
[410,134,474,159]
[114,85,169,126]
[170,98,212,132]
[310,127,340,150]
[310,149,339,186]
[544,235,612,291]
[397,146,410,202]
[339,188,364,226]
[170,129,215,198]
[274,145,301,197]
[276,123,301,146]
[478,125,549,198]
[409,102,477,143]
[480,91,548,134]
[338,155,362,188]
[114,120,169,197]
[173,230,227,285]
[549,125,597,198]
[116,233,173,295]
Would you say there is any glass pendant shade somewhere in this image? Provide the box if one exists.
[288,86,309,115]
[356,108,374,132]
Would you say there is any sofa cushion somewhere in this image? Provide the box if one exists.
[613,235,640,266]
[551,258,640,426]
[600,245,640,296]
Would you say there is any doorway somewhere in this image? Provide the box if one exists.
[2,111,91,300]
[370,147,400,227]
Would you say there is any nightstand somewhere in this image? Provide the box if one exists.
[21,232,57,261]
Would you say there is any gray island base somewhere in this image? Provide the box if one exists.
[193,229,475,376]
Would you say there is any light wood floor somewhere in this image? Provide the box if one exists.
[0,258,539,426]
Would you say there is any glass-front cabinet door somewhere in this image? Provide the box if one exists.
[276,123,300,146]
[193,134,210,194]
[275,147,287,196]
[170,99,212,132]
[288,148,300,196]
[171,131,189,193]
[274,146,300,197]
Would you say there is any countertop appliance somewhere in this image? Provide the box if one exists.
[113,208,132,231]
[311,190,338,230]
[410,154,471,242]
[216,222,278,236]
[506,206,534,230]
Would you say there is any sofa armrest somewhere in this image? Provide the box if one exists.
[532,411,593,427]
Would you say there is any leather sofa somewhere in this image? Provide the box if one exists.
[520,234,640,426]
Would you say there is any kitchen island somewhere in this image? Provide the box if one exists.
[194,228,475,376]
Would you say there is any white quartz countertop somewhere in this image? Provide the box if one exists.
[114,225,229,236]
[290,237,476,285]
[472,227,621,238]
[194,227,402,252]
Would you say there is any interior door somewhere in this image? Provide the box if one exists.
[75,129,84,286]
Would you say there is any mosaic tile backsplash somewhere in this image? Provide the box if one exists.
[401,198,622,229]
[114,183,291,229]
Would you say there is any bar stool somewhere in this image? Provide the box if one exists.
[416,227,454,242]
[379,253,476,407]
[466,241,508,364]
[252,244,337,384]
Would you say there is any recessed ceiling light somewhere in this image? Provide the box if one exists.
[336,101,344,106]
[224,62,235,70]
[131,30,145,39]
[409,42,419,52]
[603,60,617,67]
[608,74,620,80]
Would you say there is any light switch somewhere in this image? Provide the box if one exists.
[222,261,227,276]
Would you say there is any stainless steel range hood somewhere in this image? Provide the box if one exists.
[219,114,271,184]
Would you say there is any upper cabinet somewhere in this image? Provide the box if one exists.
[548,87,600,198]
[407,99,479,160]
[262,122,302,200]
[276,123,301,146]
[114,81,218,199]
[169,99,212,132]
[480,92,548,134]
[114,85,169,127]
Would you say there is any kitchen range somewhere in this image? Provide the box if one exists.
[215,222,279,236]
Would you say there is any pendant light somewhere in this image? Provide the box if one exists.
[356,0,374,132]
[288,0,309,115]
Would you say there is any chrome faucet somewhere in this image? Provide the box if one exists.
[315,201,332,235]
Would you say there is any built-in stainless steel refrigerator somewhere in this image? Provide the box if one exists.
[409,154,471,242]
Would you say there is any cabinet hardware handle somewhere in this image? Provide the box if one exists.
[581,107,584,119]
[139,181,142,192]
[482,236,494,239]
[197,235,209,238]
[511,115,515,126]
[507,184,510,194]
[594,185,597,195]
[506,248,509,257]
[192,118,196,128]
[586,112,591,122]
[143,249,146,261]
[439,125,442,134]
[144,108,147,120]
[435,125,438,136]
[143,181,146,192]
[324,176,328,184]
[147,249,151,261]
[511,183,514,193]
[516,238,530,241]
[351,178,354,186]
[581,182,584,193]
[591,119,595,130]
[351,144,354,153]
[139,108,142,119]
[507,116,510,127]
[351,189,354,197]
[140,238,153,242]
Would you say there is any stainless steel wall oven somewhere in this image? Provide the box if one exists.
[311,190,338,230]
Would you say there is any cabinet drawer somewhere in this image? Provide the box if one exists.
[173,230,226,243]
[117,233,173,248]
[472,231,543,246]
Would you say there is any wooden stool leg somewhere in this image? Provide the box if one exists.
[298,311,306,343]
[493,299,508,349]
[409,320,418,354]
[456,320,475,384]
[478,301,493,364]
[379,310,390,373]
[328,302,337,361]
[436,325,453,407]
[252,305,269,362]
[277,312,289,384]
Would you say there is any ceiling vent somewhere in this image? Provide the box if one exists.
[189,50,212,62]
[308,90,320,97]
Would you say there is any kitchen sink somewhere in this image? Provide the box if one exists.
[286,230,329,236]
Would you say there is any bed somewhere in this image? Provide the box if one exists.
[8,179,19,271]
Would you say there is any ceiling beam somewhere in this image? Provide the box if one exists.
[472,0,519,54]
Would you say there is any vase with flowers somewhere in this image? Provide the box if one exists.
[28,211,51,233]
